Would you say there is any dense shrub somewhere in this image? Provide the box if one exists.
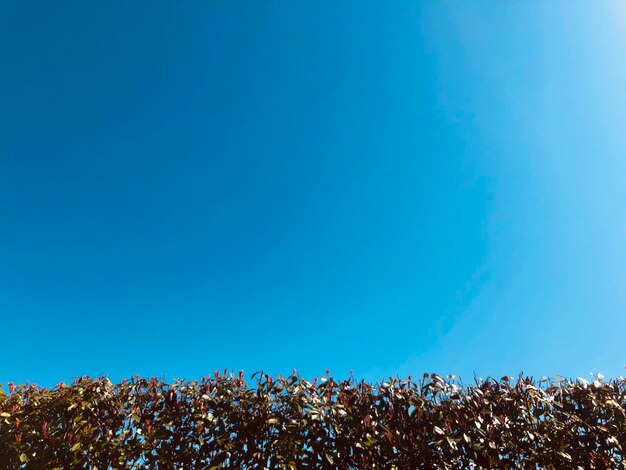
[1,371,625,469]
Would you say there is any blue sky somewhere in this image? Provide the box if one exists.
[2,1,626,386]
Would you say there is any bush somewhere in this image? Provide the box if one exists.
[0,371,624,468]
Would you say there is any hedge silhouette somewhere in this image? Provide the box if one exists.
[1,371,624,468]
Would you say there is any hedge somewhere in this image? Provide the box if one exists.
[1,371,625,469]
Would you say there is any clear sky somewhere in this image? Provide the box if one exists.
[2,1,626,386]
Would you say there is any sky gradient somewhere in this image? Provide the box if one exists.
[2,1,626,386]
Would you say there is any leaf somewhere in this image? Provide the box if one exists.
[0,412,10,418]
[71,442,81,452]
[20,453,27,463]
[558,451,572,461]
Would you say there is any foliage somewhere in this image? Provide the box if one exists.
[1,371,625,469]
